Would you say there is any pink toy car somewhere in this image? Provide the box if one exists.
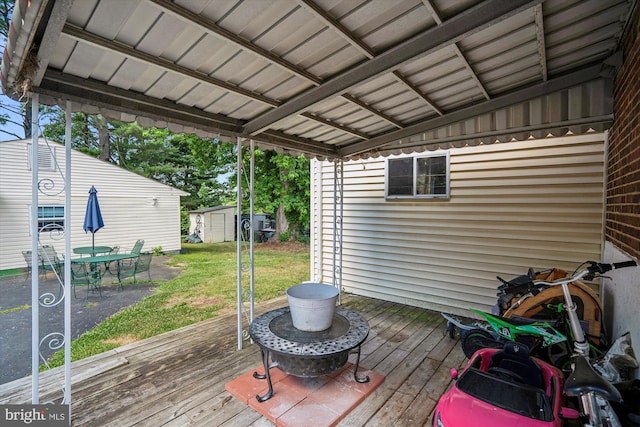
[433,342,579,427]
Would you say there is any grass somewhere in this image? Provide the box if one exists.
[0,304,30,315]
[0,268,24,278]
[46,241,309,368]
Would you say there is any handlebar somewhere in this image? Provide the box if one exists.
[581,260,638,280]
[534,260,638,286]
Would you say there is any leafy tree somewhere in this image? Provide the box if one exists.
[0,0,20,139]
[235,149,310,241]
[0,0,10,37]
[40,106,236,211]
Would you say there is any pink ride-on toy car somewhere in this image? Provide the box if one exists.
[433,341,579,427]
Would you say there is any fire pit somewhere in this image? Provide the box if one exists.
[249,306,370,402]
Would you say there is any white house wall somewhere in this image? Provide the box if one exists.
[312,133,606,316]
[0,139,187,271]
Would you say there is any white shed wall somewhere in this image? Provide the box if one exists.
[312,133,606,316]
[0,139,187,271]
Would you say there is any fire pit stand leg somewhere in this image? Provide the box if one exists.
[352,345,370,383]
[253,348,275,402]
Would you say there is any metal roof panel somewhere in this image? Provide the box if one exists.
[2,0,631,159]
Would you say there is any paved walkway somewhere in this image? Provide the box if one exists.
[0,256,182,384]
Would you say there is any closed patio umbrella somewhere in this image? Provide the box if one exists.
[83,186,104,253]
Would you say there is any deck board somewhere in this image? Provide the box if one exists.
[0,294,462,426]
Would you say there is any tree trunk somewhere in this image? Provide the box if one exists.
[23,101,32,139]
[274,203,289,241]
[95,115,111,161]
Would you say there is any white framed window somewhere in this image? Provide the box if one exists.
[385,152,450,199]
[27,143,56,171]
[29,205,65,234]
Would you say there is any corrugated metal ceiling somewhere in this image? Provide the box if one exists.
[1,0,634,159]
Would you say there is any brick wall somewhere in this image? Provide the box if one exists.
[606,4,640,260]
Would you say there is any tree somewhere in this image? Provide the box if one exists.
[40,106,236,210]
[0,0,22,140]
[236,149,310,242]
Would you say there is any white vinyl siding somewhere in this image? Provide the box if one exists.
[312,133,606,316]
[0,139,187,271]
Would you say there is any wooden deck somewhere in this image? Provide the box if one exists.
[0,294,464,426]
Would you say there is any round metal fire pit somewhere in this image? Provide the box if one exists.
[249,306,370,401]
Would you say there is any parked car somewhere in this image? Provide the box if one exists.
[432,342,578,427]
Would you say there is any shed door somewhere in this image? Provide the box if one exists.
[207,213,226,243]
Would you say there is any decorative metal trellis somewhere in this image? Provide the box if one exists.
[28,96,72,424]
[333,160,344,304]
[236,138,255,349]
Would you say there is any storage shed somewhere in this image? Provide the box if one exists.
[188,206,235,243]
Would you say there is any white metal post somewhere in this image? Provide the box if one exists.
[30,94,40,402]
[249,139,255,326]
[236,137,243,350]
[64,102,72,411]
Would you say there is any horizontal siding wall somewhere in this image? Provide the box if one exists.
[313,133,606,316]
[0,139,186,271]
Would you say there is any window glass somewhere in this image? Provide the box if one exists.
[387,158,413,196]
[416,156,447,195]
[37,206,65,232]
[386,153,449,199]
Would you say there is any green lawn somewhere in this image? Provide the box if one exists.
[47,241,309,368]
[0,268,24,278]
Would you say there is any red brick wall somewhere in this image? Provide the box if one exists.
[606,5,640,260]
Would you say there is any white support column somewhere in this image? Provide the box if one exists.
[332,161,343,304]
[63,102,72,410]
[30,94,40,403]
[236,137,243,350]
[249,140,255,327]
[313,160,323,282]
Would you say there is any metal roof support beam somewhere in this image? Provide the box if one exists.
[339,63,605,157]
[150,0,322,85]
[534,4,548,82]
[40,70,244,129]
[62,24,280,107]
[33,0,74,86]
[422,0,490,100]
[244,0,540,135]
[38,71,338,158]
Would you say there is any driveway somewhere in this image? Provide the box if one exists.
[0,256,181,384]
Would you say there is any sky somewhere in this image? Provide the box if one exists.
[0,95,28,141]
[0,6,24,142]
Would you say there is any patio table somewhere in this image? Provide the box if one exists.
[71,253,138,286]
[73,246,113,256]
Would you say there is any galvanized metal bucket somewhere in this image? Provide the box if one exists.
[286,283,339,331]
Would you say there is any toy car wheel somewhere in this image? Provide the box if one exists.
[446,322,456,339]
[461,329,500,359]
